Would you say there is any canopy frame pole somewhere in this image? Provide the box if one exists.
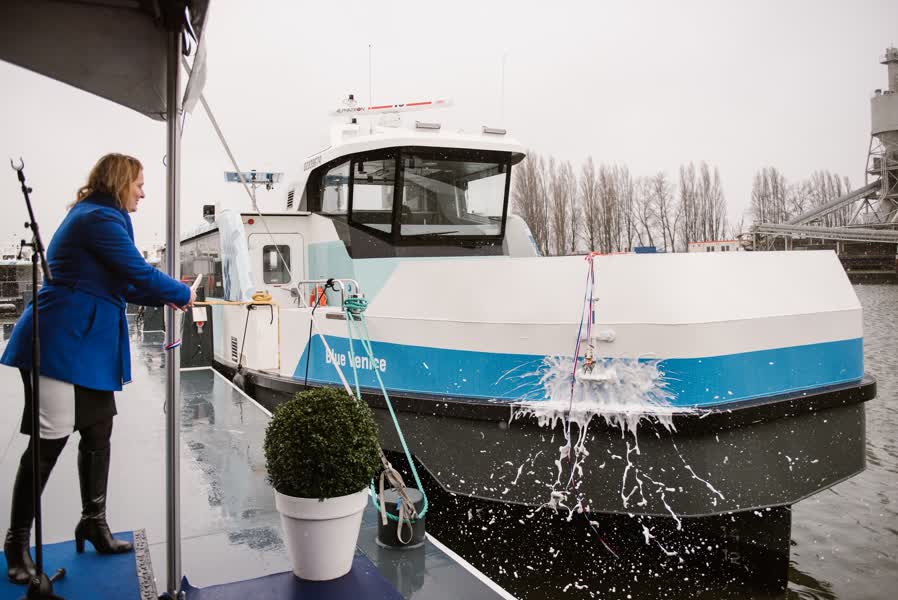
[164,28,183,599]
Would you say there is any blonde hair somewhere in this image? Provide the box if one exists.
[74,153,143,209]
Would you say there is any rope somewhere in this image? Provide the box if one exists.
[235,305,252,372]
[378,461,416,544]
[569,252,599,405]
[340,295,429,535]
[181,56,304,306]
[303,285,327,388]
[181,57,422,536]
[563,253,599,490]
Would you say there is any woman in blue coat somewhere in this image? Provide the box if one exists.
[1,153,194,584]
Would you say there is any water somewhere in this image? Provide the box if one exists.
[787,285,898,599]
[422,284,898,600]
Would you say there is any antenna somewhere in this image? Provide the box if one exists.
[500,51,506,126]
[369,44,374,134]
[224,170,283,211]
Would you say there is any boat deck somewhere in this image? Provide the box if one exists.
[0,325,513,598]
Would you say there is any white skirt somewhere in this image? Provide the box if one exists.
[18,370,117,439]
[34,375,76,439]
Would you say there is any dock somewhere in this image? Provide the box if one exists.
[0,324,515,599]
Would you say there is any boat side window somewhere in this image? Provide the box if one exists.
[179,240,199,285]
[262,245,291,284]
[197,232,223,296]
[179,232,223,296]
[400,153,506,237]
[350,156,396,234]
[320,162,350,217]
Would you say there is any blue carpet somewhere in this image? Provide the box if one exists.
[0,531,152,600]
[178,554,404,600]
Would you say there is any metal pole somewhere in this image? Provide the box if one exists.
[30,243,42,576]
[500,52,506,126]
[165,29,183,598]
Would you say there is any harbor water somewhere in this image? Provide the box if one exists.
[1,284,896,599]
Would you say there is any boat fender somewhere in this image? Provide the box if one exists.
[594,329,616,343]
[232,365,246,391]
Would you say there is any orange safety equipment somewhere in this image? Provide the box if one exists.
[309,286,327,307]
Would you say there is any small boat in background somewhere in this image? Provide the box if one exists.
[0,245,36,314]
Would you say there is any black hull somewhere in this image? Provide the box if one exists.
[217,360,875,520]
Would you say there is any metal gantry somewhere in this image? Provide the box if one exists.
[752,47,898,250]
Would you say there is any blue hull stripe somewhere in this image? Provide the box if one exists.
[292,337,863,408]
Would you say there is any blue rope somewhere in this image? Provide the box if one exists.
[342,295,429,521]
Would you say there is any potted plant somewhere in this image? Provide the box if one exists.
[264,387,381,580]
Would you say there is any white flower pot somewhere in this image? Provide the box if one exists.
[274,488,369,581]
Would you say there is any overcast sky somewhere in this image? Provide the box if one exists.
[1,0,896,250]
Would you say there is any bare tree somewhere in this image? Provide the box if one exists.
[580,157,602,251]
[728,214,746,242]
[803,170,852,227]
[598,164,621,253]
[786,181,810,219]
[751,167,852,228]
[750,167,788,225]
[561,161,579,254]
[679,162,698,245]
[512,152,550,255]
[539,158,552,255]
[650,172,680,251]
[697,163,726,241]
[616,166,638,251]
[549,159,572,256]
[633,177,657,248]
[680,161,728,246]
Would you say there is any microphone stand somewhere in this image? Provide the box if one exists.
[9,158,65,600]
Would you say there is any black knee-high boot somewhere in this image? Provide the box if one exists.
[74,445,132,554]
[4,436,68,584]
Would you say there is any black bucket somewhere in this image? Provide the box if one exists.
[376,487,426,549]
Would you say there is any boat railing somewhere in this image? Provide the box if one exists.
[292,278,361,308]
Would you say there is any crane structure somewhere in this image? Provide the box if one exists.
[753,47,898,253]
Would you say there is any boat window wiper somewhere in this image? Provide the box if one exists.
[407,231,459,238]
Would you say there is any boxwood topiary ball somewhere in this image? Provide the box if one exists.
[264,387,382,499]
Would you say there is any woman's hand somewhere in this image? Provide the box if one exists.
[165,287,196,312]
[166,289,196,312]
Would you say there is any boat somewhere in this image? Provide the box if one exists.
[176,97,875,541]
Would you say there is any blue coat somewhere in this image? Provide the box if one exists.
[1,192,190,391]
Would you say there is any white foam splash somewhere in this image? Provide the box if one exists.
[509,354,700,520]
[511,355,685,432]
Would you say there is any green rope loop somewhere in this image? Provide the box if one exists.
[342,295,429,521]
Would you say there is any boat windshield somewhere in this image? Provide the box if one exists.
[399,153,507,238]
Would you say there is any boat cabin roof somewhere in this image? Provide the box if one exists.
[286,120,526,209]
